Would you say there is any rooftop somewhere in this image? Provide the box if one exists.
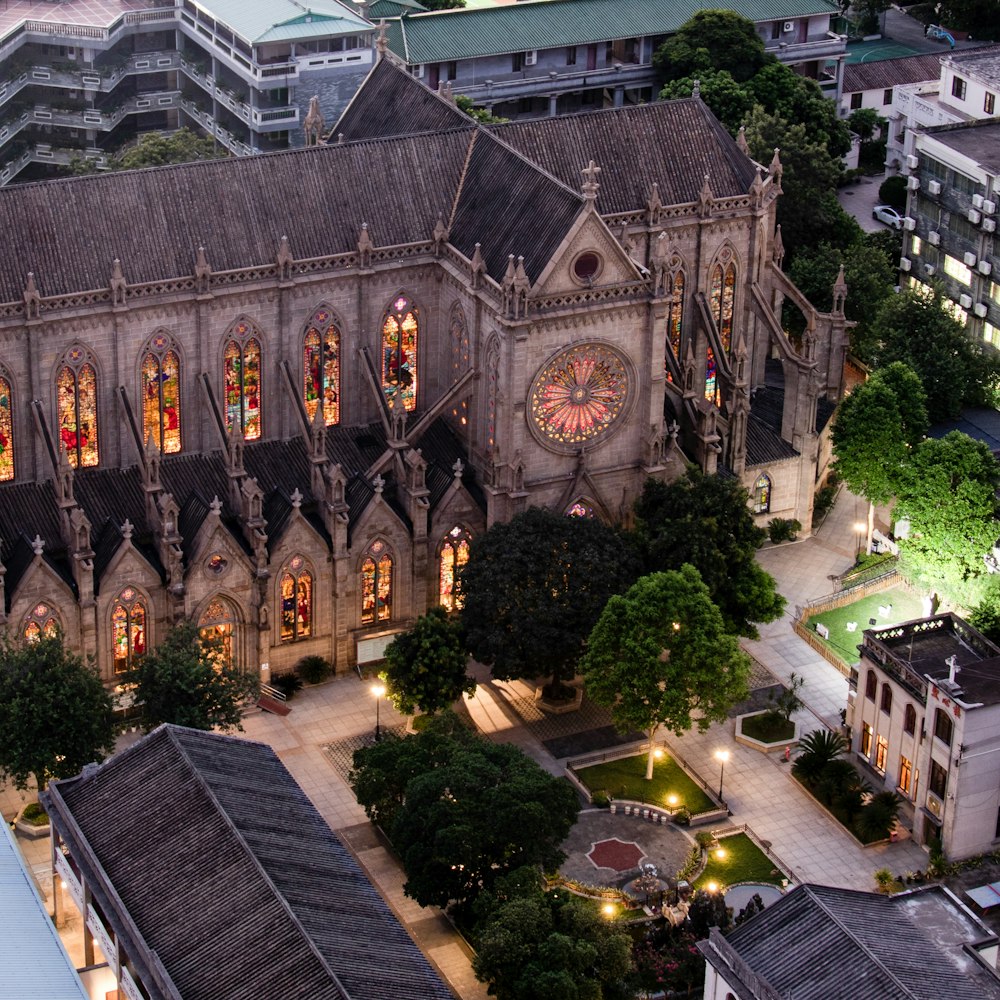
[945,45,1000,86]
[843,52,942,93]
[921,117,1000,175]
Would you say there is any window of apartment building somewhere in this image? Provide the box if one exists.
[986,92,996,115]
[911,234,923,256]
[772,21,782,39]
[951,75,967,100]
[929,758,948,799]
[923,156,948,181]
[883,88,893,105]
[951,170,978,196]
[880,685,893,714]
[865,670,878,700]
[991,281,1000,305]
[944,254,973,285]
[933,707,954,746]
[512,52,525,71]
[850,92,863,110]
[904,704,917,735]
[943,297,969,325]
[566,46,577,66]
[875,735,888,773]
[899,755,912,794]
[985,323,1000,349]
[951,214,978,241]
[861,722,874,757]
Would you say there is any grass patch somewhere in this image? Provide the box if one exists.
[694,833,786,889]
[807,585,923,665]
[575,753,714,814]
[739,712,795,744]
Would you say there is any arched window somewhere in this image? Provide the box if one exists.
[450,303,469,426]
[141,333,182,454]
[752,474,771,514]
[23,602,59,643]
[223,320,262,441]
[381,295,418,412]
[904,704,916,735]
[199,597,237,668]
[665,271,684,366]
[439,526,471,611]
[280,557,313,641]
[111,587,147,675]
[710,258,737,351]
[486,335,500,452]
[705,348,719,405]
[303,307,340,426]
[361,540,393,625]
[566,499,594,518]
[57,347,99,468]
[865,670,877,700]
[0,371,13,481]
[880,684,893,714]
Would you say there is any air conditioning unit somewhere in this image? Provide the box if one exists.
[899,258,912,271]
[973,193,985,209]
[524,50,538,66]
[928,231,941,245]
[924,263,937,276]
[783,20,795,32]
[984,200,997,215]
[903,216,917,230]
[964,251,977,266]
[979,260,992,275]
[960,293,973,308]
[975,303,989,318]
[984,218,997,233]
[969,208,982,223]
[907,175,921,190]
[413,64,424,78]
[906,154,919,169]
[928,179,942,195]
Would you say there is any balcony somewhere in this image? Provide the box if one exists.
[0,141,109,185]
[764,31,847,63]
[457,61,655,105]
[180,99,252,155]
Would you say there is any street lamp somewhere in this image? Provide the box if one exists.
[853,521,866,559]
[371,681,386,741]
[715,749,730,803]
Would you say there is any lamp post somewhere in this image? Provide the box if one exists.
[371,681,386,742]
[854,521,866,559]
[715,749,729,803]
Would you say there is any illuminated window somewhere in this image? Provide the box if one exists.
[223,320,262,440]
[57,347,99,468]
[0,371,13,481]
[361,540,393,624]
[303,307,340,426]
[899,755,912,795]
[705,348,719,405]
[112,588,147,675]
[943,254,973,285]
[141,333,181,454]
[665,271,684,366]
[904,704,917,735]
[710,257,737,351]
[752,474,771,514]
[875,735,888,773]
[439,526,471,611]
[861,722,873,757]
[566,499,594,518]
[910,235,922,256]
[381,295,418,412]
[23,602,58,642]
[199,598,237,668]
[880,684,893,714]
[279,557,312,641]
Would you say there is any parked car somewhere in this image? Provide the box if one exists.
[873,205,904,229]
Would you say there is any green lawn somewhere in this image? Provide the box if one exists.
[807,585,924,664]
[575,753,715,814]
[693,833,786,889]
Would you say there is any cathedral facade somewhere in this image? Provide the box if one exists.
[0,56,848,688]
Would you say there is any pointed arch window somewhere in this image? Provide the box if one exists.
[303,307,340,426]
[381,295,418,412]
[439,526,471,611]
[710,259,737,352]
[0,371,13,481]
[141,333,182,454]
[752,474,771,514]
[486,336,500,453]
[223,320,262,441]
[199,597,237,668]
[566,500,594,518]
[665,271,685,366]
[361,540,393,624]
[57,347,99,468]
[450,303,469,426]
[23,602,59,643]
[112,587,146,675]
[705,348,719,406]
[280,556,313,641]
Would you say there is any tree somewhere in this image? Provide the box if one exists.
[455,95,506,123]
[894,431,1000,607]
[872,285,1000,422]
[653,11,770,83]
[581,567,751,780]
[852,0,891,35]
[878,174,907,210]
[791,728,848,784]
[936,0,1000,36]
[112,128,222,170]
[848,107,881,143]
[0,635,116,791]
[633,470,784,638]
[658,71,755,133]
[350,714,579,913]
[380,606,475,716]
[831,362,928,552]
[473,888,633,1000]
[458,506,638,697]
[127,619,257,732]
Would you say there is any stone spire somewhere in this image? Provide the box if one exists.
[736,125,748,155]
[581,160,601,205]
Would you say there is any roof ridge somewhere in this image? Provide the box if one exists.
[448,128,478,232]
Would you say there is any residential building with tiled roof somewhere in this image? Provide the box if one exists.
[840,52,943,117]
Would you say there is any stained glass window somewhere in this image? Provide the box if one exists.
[141,334,181,454]
[0,372,13,481]
[710,261,737,352]
[529,344,629,448]
[666,271,684,366]
[566,500,594,518]
[381,295,418,412]
[361,540,393,625]
[23,602,58,643]
[303,307,340,426]
[57,348,99,468]
[280,561,313,641]
[224,321,262,441]
[752,474,771,514]
[486,336,500,452]
[450,304,469,426]
[439,526,471,611]
[112,587,146,675]
[199,597,236,668]
[705,348,719,406]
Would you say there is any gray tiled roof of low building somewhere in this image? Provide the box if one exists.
[0,481,63,566]
[745,412,799,466]
[843,53,942,93]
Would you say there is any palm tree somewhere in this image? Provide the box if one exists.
[792,728,848,784]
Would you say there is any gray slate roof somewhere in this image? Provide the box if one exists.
[44,725,454,1000]
[843,52,942,93]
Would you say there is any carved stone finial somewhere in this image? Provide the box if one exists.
[276,235,293,281]
[692,79,701,99]
[749,166,764,207]
[581,159,601,203]
[31,534,45,556]
[432,213,449,253]
[736,125,748,155]
[358,223,374,266]
[772,224,785,266]
[23,272,40,318]
[121,518,134,542]
[376,20,388,57]
[372,473,385,496]
[697,174,714,216]
[769,147,783,188]
[209,495,223,515]
[647,182,663,223]
[194,245,211,293]
[303,95,325,146]
[832,263,848,314]
[470,243,485,288]
[290,487,303,509]
[110,258,127,305]
[452,457,464,480]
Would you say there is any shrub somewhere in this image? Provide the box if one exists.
[812,483,839,525]
[873,867,895,894]
[269,673,303,699]
[21,802,48,825]
[856,790,902,842]
[296,654,332,685]
[591,789,611,808]
[878,174,907,210]
[767,518,801,543]
[695,831,716,849]
[793,728,848,784]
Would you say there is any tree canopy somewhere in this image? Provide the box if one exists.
[581,567,751,779]
[633,470,784,638]
[653,10,770,83]
[127,619,256,732]
[458,506,637,694]
[380,606,475,716]
[0,634,116,790]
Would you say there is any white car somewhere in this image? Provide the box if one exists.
[872,205,903,229]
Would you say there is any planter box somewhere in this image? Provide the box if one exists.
[534,684,583,714]
[735,711,800,754]
[15,810,50,839]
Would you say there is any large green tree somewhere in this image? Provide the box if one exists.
[350,713,579,913]
[380,606,475,716]
[127,619,256,732]
[653,10,770,83]
[581,567,751,780]
[0,634,116,790]
[894,431,1000,607]
[832,362,928,552]
[633,470,784,638]
[458,506,637,697]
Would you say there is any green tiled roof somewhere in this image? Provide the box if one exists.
[199,0,370,44]
[387,0,839,64]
